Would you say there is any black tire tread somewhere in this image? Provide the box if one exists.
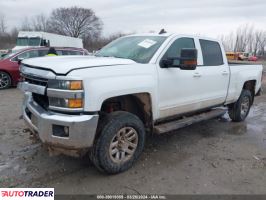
[228,89,252,122]
[90,111,146,174]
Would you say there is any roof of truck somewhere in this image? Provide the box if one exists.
[125,32,221,43]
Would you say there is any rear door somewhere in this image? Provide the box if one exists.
[195,39,230,107]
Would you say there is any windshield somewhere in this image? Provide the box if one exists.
[16,37,28,46]
[1,52,15,60]
[95,36,167,63]
[29,37,41,46]
[16,37,41,46]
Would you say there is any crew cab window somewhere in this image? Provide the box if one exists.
[162,37,195,66]
[199,39,224,66]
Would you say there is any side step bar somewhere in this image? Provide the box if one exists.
[154,108,227,134]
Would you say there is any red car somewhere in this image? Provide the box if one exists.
[248,55,258,62]
[0,47,89,89]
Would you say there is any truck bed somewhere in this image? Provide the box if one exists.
[228,60,263,65]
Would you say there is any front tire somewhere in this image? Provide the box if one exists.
[90,111,146,174]
[228,89,252,122]
[0,71,11,89]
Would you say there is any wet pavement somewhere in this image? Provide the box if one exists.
[0,76,265,194]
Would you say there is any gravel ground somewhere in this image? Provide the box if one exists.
[0,73,265,194]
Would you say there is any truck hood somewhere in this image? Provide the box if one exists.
[22,56,136,74]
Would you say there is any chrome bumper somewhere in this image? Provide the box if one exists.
[22,92,99,151]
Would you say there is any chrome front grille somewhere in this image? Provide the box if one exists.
[22,73,48,87]
[21,73,49,110]
[32,93,49,110]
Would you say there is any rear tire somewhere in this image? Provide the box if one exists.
[90,111,146,174]
[228,89,252,122]
[0,71,11,89]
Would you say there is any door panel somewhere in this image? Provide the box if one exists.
[158,67,207,118]
[157,37,229,119]
[158,37,202,119]
[197,39,230,107]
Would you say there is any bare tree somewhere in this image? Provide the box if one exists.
[220,32,235,52]
[219,24,266,57]
[20,17,33,31]
[234,24,253,52]
[252,31,263,56]
[32,14,50,32]
[49,7,103,38]
[0,14,7,34]
[258,31,266,56]
[84,32,126,51]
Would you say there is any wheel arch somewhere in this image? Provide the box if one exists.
[99,93,154,133]
[242,80,256,104]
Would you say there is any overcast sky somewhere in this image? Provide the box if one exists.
[1,0,266,37]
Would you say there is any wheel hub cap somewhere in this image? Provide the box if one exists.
[240,96,250,118]
[109,127,138,164]
[0,73,9,89]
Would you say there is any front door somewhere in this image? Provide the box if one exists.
[157,37,203,119]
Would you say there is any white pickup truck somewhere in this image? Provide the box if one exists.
[18,33,263,174]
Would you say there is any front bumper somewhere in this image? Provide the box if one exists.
[22,92,99,153]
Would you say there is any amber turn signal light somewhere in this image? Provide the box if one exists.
[68,99,83,108]
[70,81,83,90]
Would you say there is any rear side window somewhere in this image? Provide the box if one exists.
[199,39,224,66]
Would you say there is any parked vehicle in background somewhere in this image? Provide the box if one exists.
[226,52,258,62]
[18,33,263,174]
[0,47,88,89]
[226,52,238,60]
[13,31,83,52]
[0,50,10,59]
[248,55,258,61]
[238,52,249,61]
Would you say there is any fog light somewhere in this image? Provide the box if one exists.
[49,97,83,109]
[52,125,69,137]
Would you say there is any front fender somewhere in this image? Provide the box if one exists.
[67,64,159,118]
[84,74,156,112]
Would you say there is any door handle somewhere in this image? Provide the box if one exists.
[222,71,229,76]
[193,72,201,78]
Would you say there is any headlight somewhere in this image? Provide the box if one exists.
[49,97,83,109]
[48,80,83,90]
[47,79,84,111]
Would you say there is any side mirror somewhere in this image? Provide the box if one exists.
[161,48,197,70]
[179,48,197,70]
[17,58,24,65]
